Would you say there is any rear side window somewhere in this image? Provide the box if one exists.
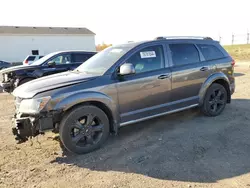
[169,43,200,66]
[197,44,224,61]
[72,53,94,63]
[26,56,36,61]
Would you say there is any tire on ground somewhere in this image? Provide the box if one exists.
[201,83,228,117]
[59,105,110,154]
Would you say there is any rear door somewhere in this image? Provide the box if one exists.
[167,42,214,109]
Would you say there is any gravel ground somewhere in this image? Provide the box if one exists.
[0,64,250,188]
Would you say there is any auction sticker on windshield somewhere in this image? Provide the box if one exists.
[140,51,156,58]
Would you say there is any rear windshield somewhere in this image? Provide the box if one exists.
[197,44,224,61]
[26,56,36,61]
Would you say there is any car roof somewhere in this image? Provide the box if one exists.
[113,37,219,49]
[26,50,97,57]
[54,50,97,54]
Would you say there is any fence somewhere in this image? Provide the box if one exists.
[219,32,250,45]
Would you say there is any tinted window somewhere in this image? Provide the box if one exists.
[50,54,71,65]
[26,56,36,61]
[169,44,200,66]
[126,45,164,73]
[32,50,39,55]
[73,53,94,63]
[39,56,44,59]
[197,44,224,61]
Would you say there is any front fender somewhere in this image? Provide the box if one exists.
[53,91,120,130]
[198,72,230,105]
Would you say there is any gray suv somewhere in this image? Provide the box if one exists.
[12,36,235,154]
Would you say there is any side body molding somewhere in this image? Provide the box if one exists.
[198,72,230,105]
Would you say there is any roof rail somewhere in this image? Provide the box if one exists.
[155,36,213,40]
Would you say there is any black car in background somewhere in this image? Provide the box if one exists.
[0,60,11,70]
[0,50,96,93]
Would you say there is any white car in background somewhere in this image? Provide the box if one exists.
[22,55,44,65]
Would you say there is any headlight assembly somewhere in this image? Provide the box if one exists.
[4,74,8,81]
[18,96,51,113]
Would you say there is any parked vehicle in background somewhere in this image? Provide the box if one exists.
[0,50,96,92]
[0,60,11,70]
[23,55,44,65]
[12,36,235,154]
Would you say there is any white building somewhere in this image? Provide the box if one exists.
[0,26,96,62]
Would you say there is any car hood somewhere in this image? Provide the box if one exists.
[13,71,98,98]
[0,65,39,74]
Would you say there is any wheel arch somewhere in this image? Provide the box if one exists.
[199,73,231,105]
[54,92,120,134]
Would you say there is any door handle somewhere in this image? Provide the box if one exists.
[158,74,170,79]
[200,66,209,71]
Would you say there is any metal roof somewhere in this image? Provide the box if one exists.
[0,26,95,35]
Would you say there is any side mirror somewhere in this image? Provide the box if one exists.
[48,61,56,67]
[119,63,135,76]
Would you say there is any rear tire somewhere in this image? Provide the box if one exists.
[201,83,227,116]
[59,105,110,154]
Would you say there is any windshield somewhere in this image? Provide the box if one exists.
[76,46,131,75]
[32,52,59,65]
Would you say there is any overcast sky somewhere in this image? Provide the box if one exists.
[0,0,249,45]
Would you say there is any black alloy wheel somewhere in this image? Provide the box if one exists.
[201,83,228,116]
[59,105,110,154]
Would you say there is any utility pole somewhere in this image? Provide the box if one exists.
[247,31,249,44]
[232,33,234,45]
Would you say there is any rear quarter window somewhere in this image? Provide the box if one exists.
[197,44,224,61]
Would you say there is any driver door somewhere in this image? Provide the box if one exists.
[116,44,172,124]
[42,53,72,76]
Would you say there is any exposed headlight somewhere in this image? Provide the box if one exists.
[4,74,8,81]
[18,96,51,113]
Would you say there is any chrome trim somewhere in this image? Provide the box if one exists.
[120,104,199,127]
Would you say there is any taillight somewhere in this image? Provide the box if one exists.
[231,59,235,67]
[24,60,28,64]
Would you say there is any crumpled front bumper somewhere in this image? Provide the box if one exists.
[0,81,13,93]
[12,113,54,143]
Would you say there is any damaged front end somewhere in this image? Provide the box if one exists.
[12,95,62,143]
[0,72,15,93]
[12,113,54,143]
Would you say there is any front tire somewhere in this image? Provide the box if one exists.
[201,83,227,116]
[59,105,110,154]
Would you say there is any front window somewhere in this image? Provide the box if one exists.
[32,52,61,65]
[126,45,164,73]
[50,54,71,64]
[76,46,131,75]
